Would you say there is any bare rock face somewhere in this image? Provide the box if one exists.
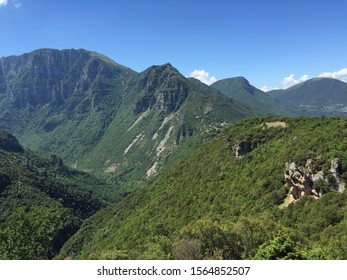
[235,140,253,157]
[284,158,345,204]
[285,162,320,203]
[330,158,346,193]
[134,64,189,114]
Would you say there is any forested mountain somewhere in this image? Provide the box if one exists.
[211,77,309,116]
[268,78,347,116]
[0,130,105,259]
[58,117,347,260]
[0,49,258,197]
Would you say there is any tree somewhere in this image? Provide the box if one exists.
[0,206,72,259]
[173,219,242,260]
[0,173,11,193]
[172,238,202,260]
[254,235,305,260]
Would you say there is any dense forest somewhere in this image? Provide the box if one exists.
[57,117,347,260]
[0,130,106,259]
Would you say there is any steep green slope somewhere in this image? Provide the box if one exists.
[268,78,347,116]
[211,77,309,116]
[79,64,257,195]
[58,117,347,260]
[0,131,105,259]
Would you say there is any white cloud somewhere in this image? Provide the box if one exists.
[319,68,347,82]
[260,86,279,92]
[0,0,8,7]
[0,0,22,8]
[261,74,309,91]
[261,67,347,91]
[282,74,310,89]
[12,0,22,8]
[260,86,271,92]
[188,69,217,85]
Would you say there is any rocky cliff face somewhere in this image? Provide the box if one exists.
[284,158,345,204]
[134,64,189,114]
[0,48,137,164]
[330,158,346,193]
[0,48,133,110]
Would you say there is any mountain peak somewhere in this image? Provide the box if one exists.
[211,76,254,97]
[212,76,252,91]
[229,76,250,83]
[268,77,347,110]
[134,63,188,114]
[142,63,180,76]
[211,76,307,116]
[215,76,250,84]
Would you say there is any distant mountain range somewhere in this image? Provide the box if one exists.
[210,76,309,116]
[268,78,347,115]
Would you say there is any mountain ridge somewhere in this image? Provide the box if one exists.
[1,49,347,189]
[211,77,311,116]
[268,77,347,115]
[0,48,257,198]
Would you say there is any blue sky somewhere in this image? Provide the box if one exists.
[0,0,346,90]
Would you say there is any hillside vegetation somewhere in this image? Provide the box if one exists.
[0,130,107,259]
[58,117,347,260]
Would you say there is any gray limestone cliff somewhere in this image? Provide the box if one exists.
[285,158,345,204]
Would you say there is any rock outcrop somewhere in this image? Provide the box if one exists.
[330,158,346,193]
[235,140,253,157]
[285,162,320,203]
[284,158,345,204]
